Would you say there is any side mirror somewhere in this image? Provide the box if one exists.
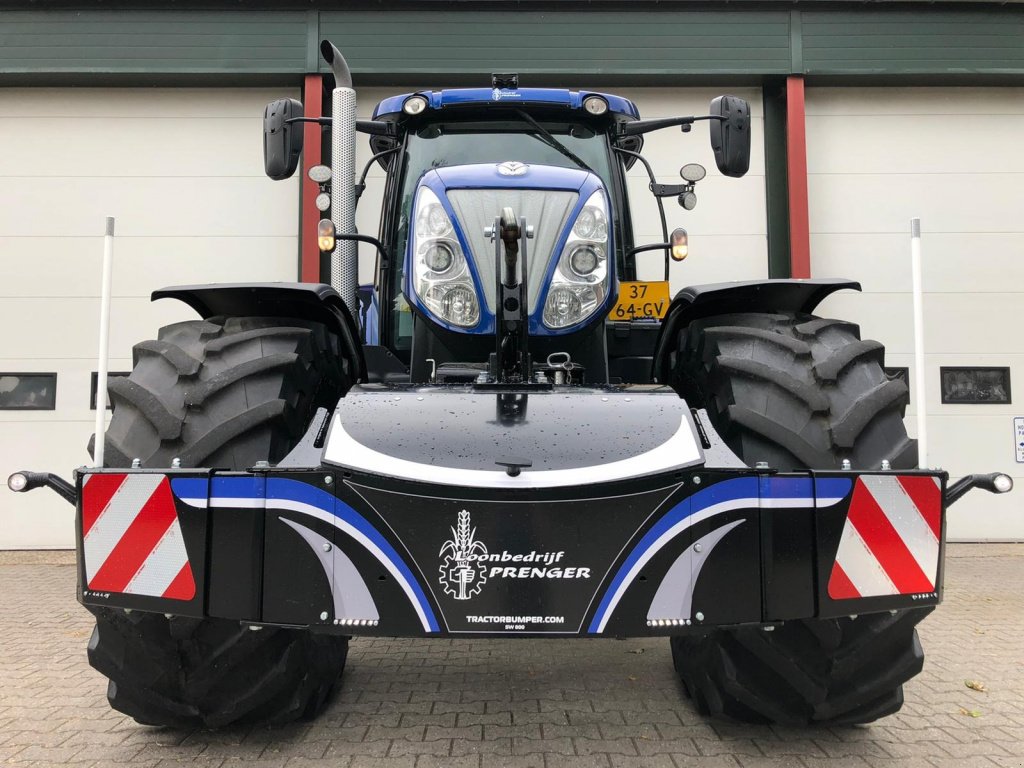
[263,98,304,180]
[709,96,751,178]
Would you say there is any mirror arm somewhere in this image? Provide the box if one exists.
[650,182,693,198]
[284,117,395,136]
[626,242,671,259]
[334,233,390,268]
[610,145,667,274]
[618,114,724,137]
[357,119,395,136]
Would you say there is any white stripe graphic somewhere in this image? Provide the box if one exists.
[834,521,898,597]
[123,518,189,597]
[324,414,703,488]
[207,497,434,632]
[594,495,841,633]
[860,475,939,581]
[83,474,165,582]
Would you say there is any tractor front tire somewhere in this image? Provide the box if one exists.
[88,608,348,729]
[666,311,926,725]
[671,608,932,726]
[87,316,354,728]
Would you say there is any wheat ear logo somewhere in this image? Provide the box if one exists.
[439,510,489,600]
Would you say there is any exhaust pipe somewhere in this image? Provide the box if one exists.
[321,40,358,318]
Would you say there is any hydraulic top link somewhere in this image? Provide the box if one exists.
[493,208,531,383]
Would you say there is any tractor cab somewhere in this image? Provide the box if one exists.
[263,67,751,386]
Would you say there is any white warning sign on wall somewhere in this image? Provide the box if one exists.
[1016,417,1024,464]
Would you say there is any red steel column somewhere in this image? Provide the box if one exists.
[300,74,324,283]
[786,75,811,279]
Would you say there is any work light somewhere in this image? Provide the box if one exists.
[583,96,609,116]
[403,95,429,115]
[308,165,332,183]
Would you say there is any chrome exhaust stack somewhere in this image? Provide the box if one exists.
[321,40,359,318]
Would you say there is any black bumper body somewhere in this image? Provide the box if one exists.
[74,387,948,638]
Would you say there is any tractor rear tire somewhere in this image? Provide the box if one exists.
[87,316,354,728]
[666,311,926,725]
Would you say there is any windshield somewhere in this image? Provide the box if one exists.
[388,120,614,350]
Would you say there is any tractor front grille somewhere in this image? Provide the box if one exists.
[446,189,579,314]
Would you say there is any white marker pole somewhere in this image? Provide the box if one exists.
[93,217,115,468]
[910,218,927,467]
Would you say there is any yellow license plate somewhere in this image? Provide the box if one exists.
[610,281,671,321]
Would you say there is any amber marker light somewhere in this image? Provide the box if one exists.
[317,219,336,252]
[670,228,689,261]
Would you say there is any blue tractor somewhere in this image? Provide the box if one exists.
[10,41,1011,729]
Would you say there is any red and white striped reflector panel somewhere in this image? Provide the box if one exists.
[81,474,195,601]
[828,475,941,600]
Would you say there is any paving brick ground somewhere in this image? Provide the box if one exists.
[0,544,1021,768]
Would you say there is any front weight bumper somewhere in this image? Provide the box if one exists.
[63,464,975,637]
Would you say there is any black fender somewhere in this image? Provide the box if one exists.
[153,282,366,383]
[651,278,860,384]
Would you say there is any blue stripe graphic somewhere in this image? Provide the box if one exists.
[587,475,853,633]
[173,475,439,633]
[170,477,210,500]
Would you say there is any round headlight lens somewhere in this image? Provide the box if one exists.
[423,242,454,273]
[569,245,599,277]
[424,203,452,237]
[403,95,428,115]
[573,207,597,239]
[583,96,609,116]
[315,192,331,212]
[544,287,583,328]
[441,286,479,327]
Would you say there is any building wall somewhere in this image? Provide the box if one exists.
[806,87,1024,540]
[0,87,299,548]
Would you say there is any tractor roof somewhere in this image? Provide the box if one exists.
[372,87,640,122]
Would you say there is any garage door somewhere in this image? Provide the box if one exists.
[806,87,1024,540]
[354,86,768,289]
[0,88,299,548]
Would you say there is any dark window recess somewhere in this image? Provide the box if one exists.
[885,366,910,395]
[940,367,1011,405]
[91,372,130,411]
[0,373,57,411]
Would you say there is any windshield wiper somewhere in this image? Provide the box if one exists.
[513,110,595,175]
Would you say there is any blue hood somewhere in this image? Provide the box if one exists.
[433,163,591,192]
[404,163,614,337]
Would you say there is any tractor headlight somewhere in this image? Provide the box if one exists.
[412,187,480,328]
[543,191,609,329]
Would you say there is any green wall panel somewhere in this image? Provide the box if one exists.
[319,11,792,76]
[802,9,1024,75]
[0,11,309,73]
[1,7,1024,79]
